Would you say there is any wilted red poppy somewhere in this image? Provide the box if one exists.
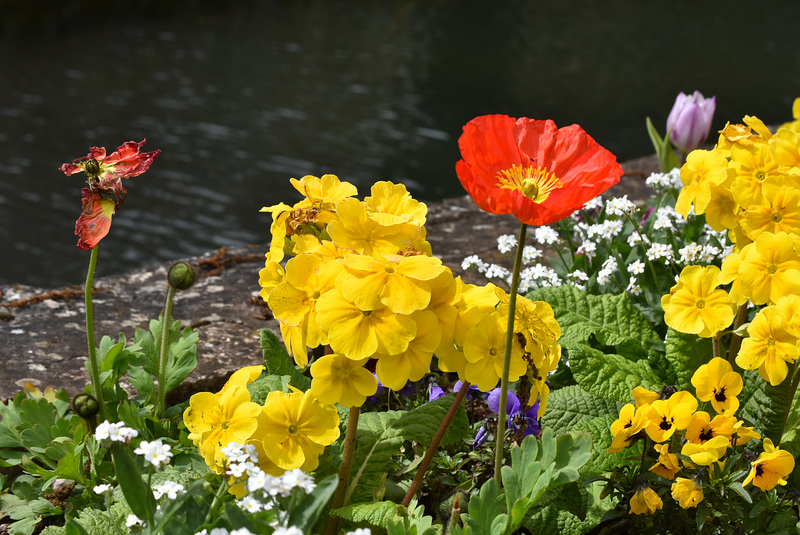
[456,115,623,226]
[60,139,161,200]
[61,139,160,249]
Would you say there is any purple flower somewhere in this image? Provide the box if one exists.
[453,380,481,398]
[487,388,540,437]
[473,424,489,449]
[666,91,716,153]
[429,383,446,402]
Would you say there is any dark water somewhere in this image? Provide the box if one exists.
[1,0,798,288]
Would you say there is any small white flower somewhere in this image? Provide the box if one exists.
[627,231,650,247]
[666,167,683,189]
[627,260,645,275]
[626,277,643,296]
[646,243,675,264]
[93,484,113,495]
[153,481,185,500]
[568,270,589,282]
[96,421,139,443]
[522,245,543,264]
[678,243,704,264]
[576,240,596,259]
[346,530,373,535]
[534,226,559,245]
[134,439,173,467]
[601,257,618,274]
[605,195,636,216]
[230,529,258,535]
[597,271,610,285]
[701,244,722,263]
[272,528,303,535]
[484,264,510,280]
[497,234,518,253]
[238,495,263,513]
[126,514,143,528]
[462,255,488,273]
[582,196,604,211]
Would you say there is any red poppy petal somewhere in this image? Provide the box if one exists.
[75,188,116,250]
[103,139,161,178]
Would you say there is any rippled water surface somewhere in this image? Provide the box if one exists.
[1,0,798,287]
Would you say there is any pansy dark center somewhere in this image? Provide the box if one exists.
[497,164,563,204]
[714,388,727,403]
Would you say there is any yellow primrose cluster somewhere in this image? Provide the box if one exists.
[610,358,794,515]
[183,366,340,480]
[258,174,561,410]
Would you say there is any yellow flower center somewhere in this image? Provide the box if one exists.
[497,164,563,204]
[696,299,707,309]
[768,337,776,347]
[222,421,230,430]
[288,424,299,435]
[755,170,766,182]
[768,264,778,275]
[771,212,784,223]
[489,347,497,357]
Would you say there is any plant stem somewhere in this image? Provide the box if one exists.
[202,476,229,527]
[494,222,527,487]
[84,245,107,420]
[326,406,360,535]
[727,304,749,366]
[402,384,471,507]
[156,285,176,417]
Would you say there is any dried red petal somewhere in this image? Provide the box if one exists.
[75,188,116,250]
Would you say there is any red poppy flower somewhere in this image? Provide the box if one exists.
[75,188,116,250]
[456,115,623,226]
[60,139,161,200]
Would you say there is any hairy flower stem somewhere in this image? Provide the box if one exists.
[494,222,528,486]
[727,304,749,365]
[402,383,471,507]
[84,245,107,420]
[203,476,229,527]
[156,285,176,417]
[326,406,360,535]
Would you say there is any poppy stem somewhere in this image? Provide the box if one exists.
[84,245,107,421]
[401,384,471,507]
[494,222,528,486]
[326,406,360,535]
[156,285,176,417]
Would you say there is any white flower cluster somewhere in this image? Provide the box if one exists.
[345,530,373,535]
[134,439,173,468]
[605,195,637,217]
[518,265,561,293]
[534,226,559,245]
[93,484,113,495]
[497,234,518,253]
[196,528,257,535]
[461,255,488,273]
[626,277,643,296]
[153,481,185,500]
[566,270,589,290]
[95,421,138,443]
[596,257,618,286]
[484,264,510,281]
[627,260,646,275]
[584,220,624,241]
[627,230,650,247]
[646,243,675,264]
[522,245,543,264]
[576,240,597,259]
[678,242,723,264]
[645,168,682,190]
[581,196,604,211]
[653,206,686,231]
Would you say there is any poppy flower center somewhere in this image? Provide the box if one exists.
[497,164,563,204]
[84,158,102,179]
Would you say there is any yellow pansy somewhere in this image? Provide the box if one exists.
[649,443,680,480]
[684,411,736,445]
[609,403,649,453]
[690,357,743,413]
[743,438,795,491]
[681,435,729,466]
[645,391,697,443]
[629,482,662,516]
[671,477,704,509]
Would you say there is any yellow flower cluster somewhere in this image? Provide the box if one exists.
[609,358,795,515]
[183,366,340,478]
[258,174,561,409]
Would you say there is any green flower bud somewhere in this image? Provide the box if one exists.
[72,393,100,419]
[167,261,197,290]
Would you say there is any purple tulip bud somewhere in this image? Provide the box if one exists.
[666,91,716,153]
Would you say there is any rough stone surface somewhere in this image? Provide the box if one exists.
[0,156,659,403]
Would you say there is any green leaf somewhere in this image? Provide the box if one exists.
[568,343,662,402]
[539,385,622,434]
[288,473,338,532]
[664,328,712,389]
[111,443,155,526]
[396,393,468,447]
[165,323,199,392]
[247,374,292,404]
[646,116,680,173]
[259,329,311,391]
[331,500,404,525]
[64,518,90,535]
[572,415,640,477]
[462,478,507,535]
[526,285,659,359]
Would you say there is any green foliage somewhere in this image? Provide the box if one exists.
[664,328,712,389]
[567,344,662,403]
[539,385,622,434]
[288,474,339,533]
[335,499,440,535]
[111,443,156,527]
[646,116,680,173]
[257,328,311,392]
[127,318,198,400]
[0,475,63,535]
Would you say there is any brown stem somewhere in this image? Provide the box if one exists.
[401,383,470,507]
[325,406,360,535]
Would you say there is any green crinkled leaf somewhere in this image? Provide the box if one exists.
[527,285,659,358]
[664,328,712,390]
[568,343,661,402]
[395,394,468,447]
[738,369,767,427]
[525,481,611,535]
[572,415,641,477]
[259,329,311,391]
[247,374,292,405]
[539,385,622,435]
[73,506,122,535]
[332,500,404,525]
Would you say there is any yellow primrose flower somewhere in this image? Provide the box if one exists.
[629,482,662,516]
[260,201,294,263]
[738,180,800,241]
[718,244,752,305]
[426,270,461,353]
[704,177,740,232]
[259,388,340,471]
[463,313,526,392]
[289,173,358,207]
[770,127,800,168]
[609,403,649,453]
[737,305,799,386]
[497,290,561,371]
[315,287,416,359]
[375,311,442,391]
[675,149,728,217]
[222,365,265,392]
[773,293,800,337]
[684,411,736,445]
[327,197,424,257]
[779,98,800,133]
[730,142,783,207]
[716,122,761,154]
[268,254,343,365]
[310,353,377,408]
[681,435,729,466]
[650,443,681,480]
[645,391,697,443]
[661,265,736,338]
[691,357,743,413]
[364,181,427,228]
[743,438,795,491]
[671,477,704,509]
[340,253,446,314]
[258,259,286,302]
[183,385,263,472]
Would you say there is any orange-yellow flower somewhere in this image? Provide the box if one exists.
[671,477,704,509]
[743,438,795,491]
